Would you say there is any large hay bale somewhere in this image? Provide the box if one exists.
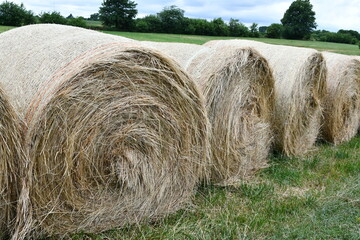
[0,88,25,239]
[144,41,275,185]
[0,24,209,238]
[205,40,327,156]
[321,52,360,144]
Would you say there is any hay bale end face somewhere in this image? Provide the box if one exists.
[0,24,209,238]
[144,42,275,185]
[322,52,360,144]
[205,40,327,156]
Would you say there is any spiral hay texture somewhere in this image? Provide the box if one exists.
[321,52,360,144]
[0,88,25,239]
[144,41,275,185]
[0,24,209,238]
[205,40,327,156]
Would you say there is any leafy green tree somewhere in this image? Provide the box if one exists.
[157,5,185,33]
[338,29,360,41]
[186,18,212,35]
[228,18,249,37]
[259,26,268,34]
[134,18,149,32]
[99,0,137,30]
[39,11,67,24]
[0,1,35,26]
[249,23,259,37]
[281,0,316,39]
[266,23,284,38]
[67,17,87,28]
[140,15,162,33]
[210,18,229,36]
[89,13,100,21]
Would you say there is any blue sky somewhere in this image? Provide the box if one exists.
[11,0,360,32]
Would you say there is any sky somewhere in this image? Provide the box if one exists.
[10,0,360,32]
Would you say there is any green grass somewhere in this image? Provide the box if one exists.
[85,20,102,28]
[104,31,360,55]
[0,25,15,33]
[66,137,360,240]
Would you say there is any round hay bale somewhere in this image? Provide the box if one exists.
[0,24,209,238]
[144,41,275,185]
[321,52,360,144]
[0,88,25,239]
[205,40,327,156]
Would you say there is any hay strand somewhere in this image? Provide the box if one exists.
[0,87,25,239]
[0,24,209,238]
[205,40,327,156]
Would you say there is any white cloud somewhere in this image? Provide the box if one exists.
[313,0,360,31]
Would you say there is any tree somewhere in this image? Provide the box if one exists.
[38,11,67,24]
[281,0,316,39]
[259,26,268,34]
[210,18,229,36]
[67,17,87,28]
[338,29,360,41]
[89,13,100,21]
[266,23,284,38]
[249,23,259,37]
[0,1,35,26]
[228,18,249,37]
[99,0,137,30]
[157,5,185,33]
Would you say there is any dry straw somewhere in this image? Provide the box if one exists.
[144,41,275,185]
[205,40,327,156]
[0,24,209,238]
[321,52,360,144]
[0,87,25,240]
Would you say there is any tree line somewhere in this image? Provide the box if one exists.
[0,1,87,28]
[0,0,359,46]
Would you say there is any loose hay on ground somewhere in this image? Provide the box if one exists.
[144,41,275,185]
[321,52,360,144]
[205,40,327,156]
[0,24,209,239]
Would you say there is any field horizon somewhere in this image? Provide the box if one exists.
[1,24,359,56]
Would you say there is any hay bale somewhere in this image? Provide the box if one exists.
[144,41,275,185]
[0,88,25,239]
[0,24,209,238]
[321,52,360,144]
[205,40,327,156]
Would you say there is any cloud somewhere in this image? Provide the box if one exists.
[8,0,360,32]
[313,0,360,31]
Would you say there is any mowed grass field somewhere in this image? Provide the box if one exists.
[0,25,359,239]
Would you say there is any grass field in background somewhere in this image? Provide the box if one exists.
[0,24,359,239]
[105,31,360,55]
[0,25,15,33]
